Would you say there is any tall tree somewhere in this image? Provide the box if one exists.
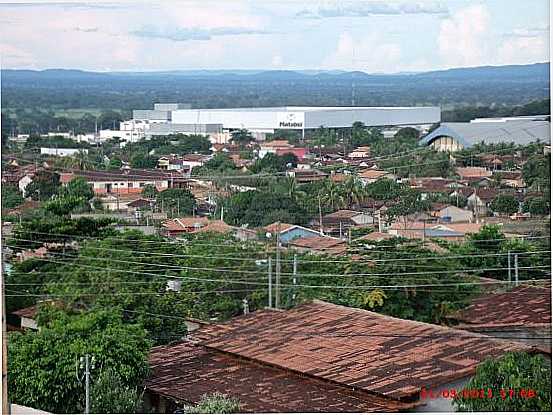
[454,352,551,412]
[8,308,150,414]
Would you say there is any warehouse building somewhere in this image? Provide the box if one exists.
[171,106,440,140]
[109,105,440,144]
[420,119,551,152]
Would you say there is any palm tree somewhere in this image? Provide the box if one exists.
[342,175,366,207]
[320,179,345,211]
[283,176,305,201]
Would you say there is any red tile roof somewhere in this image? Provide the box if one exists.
[145,342,415,412]
[450,285,551,330]
[162,217,210,232]
[12,305,38,319]
[264,222,296,234]
[456,167,492,179]
[288,236,346,254]
[191,301,536,400]
[190,220,234,235]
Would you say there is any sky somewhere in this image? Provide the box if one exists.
[0,0,550,73]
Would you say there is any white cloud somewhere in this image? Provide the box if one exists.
[297,1,448,18]
[322,32,402,73]
[497,35,549,65]
[437,4,490,67]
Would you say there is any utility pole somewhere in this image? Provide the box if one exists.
[76,354,95,414]
[514,253,519,287]
[268,257,272,308]
[275,222,281,309]
[507,251,511,286]
[1,258,8,415]
[292,254,298,303]
[318,195,324,235]
[220,205,224,222]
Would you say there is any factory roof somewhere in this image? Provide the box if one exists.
[420,120,550,148]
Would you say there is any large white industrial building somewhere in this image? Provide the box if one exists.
[171,106,440,137]
[103,104,440,144]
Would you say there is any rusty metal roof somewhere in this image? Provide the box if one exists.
[145,342,415,412]
[191,300,536,399]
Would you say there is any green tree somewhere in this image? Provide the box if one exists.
[61,177,94,201]
[1,185,24,209]
[130,152,158,169]
[522,196,549,215]
[108,156,123,170]
[222,190,307,227]
[490,194,519,215]
[8,308,151,414]
[319,180,345,211]
[141,184,158,198]
[90,367,143,414]
[231,129,254,145]
[341,175,366,207]
[186,392,241,414]
[156,188,196,216]
[43,194,86,216]
[196,153,236,174]
[24,171,61,200]
[454,352,551,412]
[522,155,550,191]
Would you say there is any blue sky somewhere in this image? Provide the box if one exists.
[0,0,549,72]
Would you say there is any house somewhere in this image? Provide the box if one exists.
[319,210,374,236]
[161,217,211,237]
[347,146,371,158]
[498,171,525,189]
[258,140,307,159]
[455,167,492,180]
[144,342,415,413]
[389,221,482,241]
[11,305,39,330]
[99,194,154,211]
[354,231,395,243]
[358,169,395,185]
[449,285,551,352]
[431,205,474,223]
[467,188,499,216]
[190,220,234,235]
[288,236,347,255]
[157,155,207,172]
[263,222,321,244]
[60,168,187,195]
[187,300,544,412]
[286,169,327,183]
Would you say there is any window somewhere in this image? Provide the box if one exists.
[139,183,145,187]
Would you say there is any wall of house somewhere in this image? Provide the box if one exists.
[429,136,464,152]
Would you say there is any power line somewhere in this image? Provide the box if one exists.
[6,243,550,280]
[8,229,551,258]
[8,235,550,266]
[4,249,550,290]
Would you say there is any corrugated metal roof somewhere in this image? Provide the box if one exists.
[420,120,550,148]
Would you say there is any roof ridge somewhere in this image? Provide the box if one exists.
[309,300,537,346]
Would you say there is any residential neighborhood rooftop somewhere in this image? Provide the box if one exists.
[191,300,538,400]
[145,342,416,413]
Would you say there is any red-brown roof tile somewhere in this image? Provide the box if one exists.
[145,342,415,413]
[450,285,551,329]
[191,301,537,400]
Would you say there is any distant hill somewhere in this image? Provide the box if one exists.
[1,62,549,110]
